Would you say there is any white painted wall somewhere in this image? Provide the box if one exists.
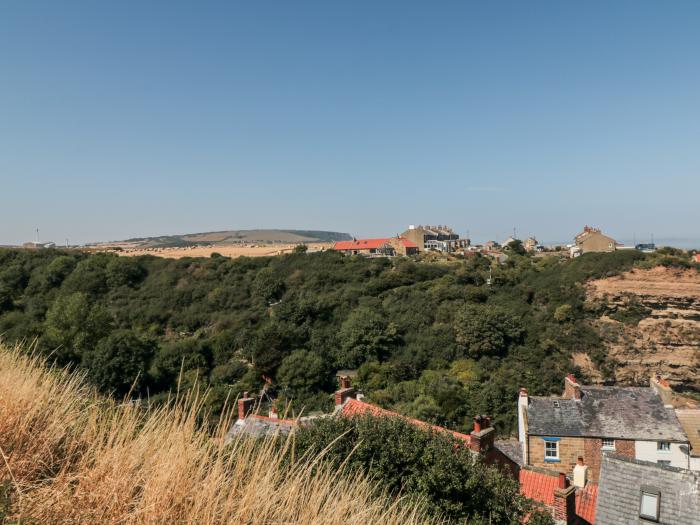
[690,456,700,471]
[635,440,689,469]
[518,394,529,464]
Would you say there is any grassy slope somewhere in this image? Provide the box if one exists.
[0,343,435,525]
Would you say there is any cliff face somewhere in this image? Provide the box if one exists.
[583,267,700,392]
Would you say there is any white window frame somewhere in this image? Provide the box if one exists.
[639,487,660,522]
[544,440,559,460]
[601,438,615,450]
[657,441,671,453]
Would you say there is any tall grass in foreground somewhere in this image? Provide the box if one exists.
[0,343,438,524]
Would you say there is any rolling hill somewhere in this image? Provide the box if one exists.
[91,229,353,248]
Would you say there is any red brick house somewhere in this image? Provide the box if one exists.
[332,237,418,256]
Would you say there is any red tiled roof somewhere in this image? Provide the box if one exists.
[576,483,598,525]
[519,469,556,506]
[248,414,298,425]
[694,253,700,263]
[339,398,471,442]
[333,237,418,251]
[519,469,598,525]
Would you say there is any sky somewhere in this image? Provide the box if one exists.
[1,1,699,246]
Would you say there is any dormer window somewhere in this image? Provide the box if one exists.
[639,487,660,522]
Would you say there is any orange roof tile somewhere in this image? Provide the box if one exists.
[519,469,598,525]
[519,469,556,506]
[339,398,471,442]
[575,483,598,525]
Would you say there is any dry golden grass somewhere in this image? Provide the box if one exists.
[0,343,437,524]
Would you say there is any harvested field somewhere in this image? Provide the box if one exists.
[100,242,333,259]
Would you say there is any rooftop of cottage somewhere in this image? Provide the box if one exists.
[526,383,688,442]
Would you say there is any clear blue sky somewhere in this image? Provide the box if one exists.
[1,1,699,246]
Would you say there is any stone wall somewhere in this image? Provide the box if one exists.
[527,435,585,476]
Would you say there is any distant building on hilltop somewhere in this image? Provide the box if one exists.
[22,241,56,249]
[574,226,618,255]
[401,225,469,253]
[332,237,418,257]
[524,237,539,252]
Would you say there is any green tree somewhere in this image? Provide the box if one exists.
[83,330,155,396]
[45,255,77,287]
[293,414,545,524]
[277,349,328,397]
[553,303,573,323]
[251,267,285,303]
[338,306,398,368]
[453,304,524,357]
[43,292,113,363]
[106,257,146,288]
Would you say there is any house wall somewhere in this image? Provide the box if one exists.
[583,438,634,482]
[578,233,616,253]
[635,440,689,469]
[527,435,585,475]
[401,229,425,251]
[527,435,639,482]
[690,456,700,471]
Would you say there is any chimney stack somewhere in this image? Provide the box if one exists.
[339,375,351,390]
[564,374,582,400]
[553,473,576,524]
[469,415,495,454]
[518,388,529,463]
[650,373,673,407]
[238,392,255,421]
[334,376,356,407]
[573,456,588,488]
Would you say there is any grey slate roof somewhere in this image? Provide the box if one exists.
[228,415,296,439]
[527,386,688,441]
[596,453,700,525]
[494,439,524,466]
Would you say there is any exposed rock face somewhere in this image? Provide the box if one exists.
[584,267,700,392]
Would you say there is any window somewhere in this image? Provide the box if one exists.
[657,441,671,452]
[639,487,660,522]
[544,440,559,461]
[601,438,615,450]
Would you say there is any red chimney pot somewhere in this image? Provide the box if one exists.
[558,472,568,489]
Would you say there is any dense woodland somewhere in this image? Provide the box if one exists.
[0,246,693,435]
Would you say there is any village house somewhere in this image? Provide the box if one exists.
[332,236,418,257]
[524,237,539,252]
[230,377,520,478]
[401,224,469,253]
[518,375,691,483]
[573,226,619,255]
[595,453,700,524]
